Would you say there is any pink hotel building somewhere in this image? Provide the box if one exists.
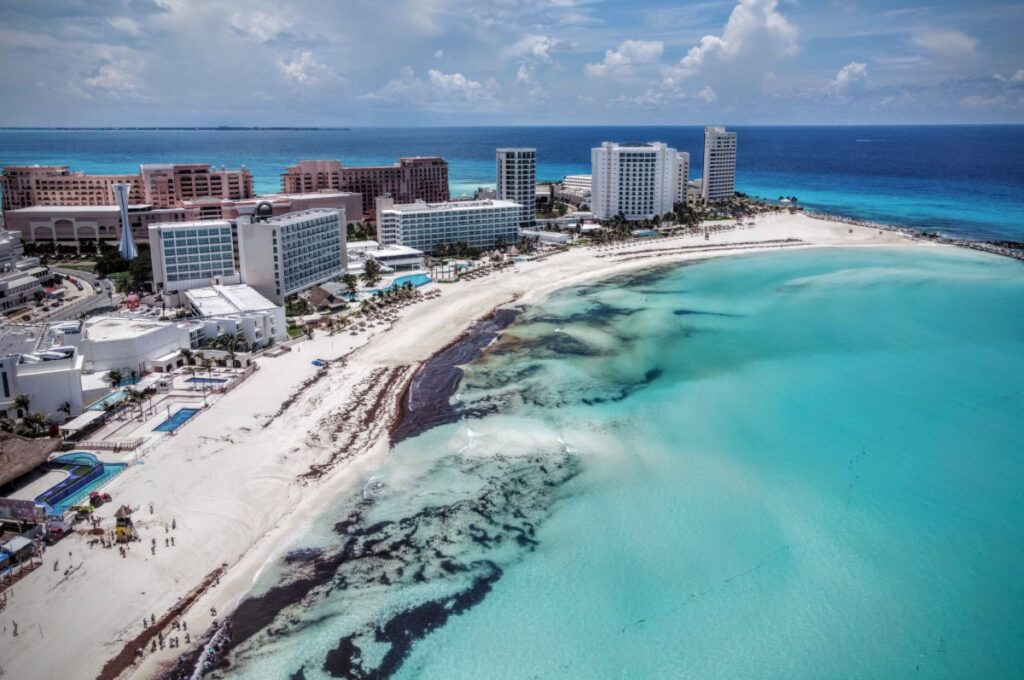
[0,163,362,246]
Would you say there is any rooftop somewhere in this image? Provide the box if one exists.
[259,208,341,225]
[381,199,519,214]
[186,284,278,316]
[84,316,177,342]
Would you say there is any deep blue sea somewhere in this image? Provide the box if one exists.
[1,126,1022,240]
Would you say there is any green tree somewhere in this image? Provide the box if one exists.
[361,259,383,287]
[105,369,124,388]
[13,394,31,417]
[342,273,359,297]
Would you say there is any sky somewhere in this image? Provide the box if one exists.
[0,0,1022,126]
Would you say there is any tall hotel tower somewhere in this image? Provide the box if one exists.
[495,148,536,229]
[591,142,680,221]
[701,126,738,203]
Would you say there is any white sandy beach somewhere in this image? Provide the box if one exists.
[0,213,931,679]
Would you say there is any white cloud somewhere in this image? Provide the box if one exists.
[362,66,500,111]
[663,0,797,85]
[502,35,559,62]
[585,39,664,77]
[277,50,336,86]
[911,29,978,59]
[828,61,867,98]
[516,65,532,84]
[434,49,445,59]
[696,85,718,103]
[229,11,295,43]
[1012,69,1024,83]
[108,17,141,37]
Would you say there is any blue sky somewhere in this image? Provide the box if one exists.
[1,0,1022,126]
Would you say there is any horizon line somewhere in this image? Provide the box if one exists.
[1,123,1023,131]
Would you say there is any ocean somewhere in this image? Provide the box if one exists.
[207,246,1023,679]
[1,126,1023,240]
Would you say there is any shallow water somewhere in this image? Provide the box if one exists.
[214,247,1024,679]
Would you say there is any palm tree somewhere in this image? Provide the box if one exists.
[105,369,124,389]
[180,348,194,366]
[13,394,31,418]
[124,387,145,420]
[58,401,72,416]
[361,259,383,287]
[342,273,359,298]
[20,412,49,437]
[129,368,138,385]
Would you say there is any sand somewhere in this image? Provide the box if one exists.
[0,213,932,678]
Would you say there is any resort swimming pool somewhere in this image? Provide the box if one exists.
[371,273,431,294]
[87,389,128,411]
[185,376,227,384]
[36,452,127,515]
[153,407,201,433]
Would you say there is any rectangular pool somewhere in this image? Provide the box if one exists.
[185,377,227,384]
[153,407,201,433]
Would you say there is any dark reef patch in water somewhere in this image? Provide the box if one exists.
[582,368,663,405]
[673,308,740,317]
[218,452,582,679]
[391,308,519,444]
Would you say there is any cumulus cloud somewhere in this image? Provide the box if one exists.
[434,49,444,59]
[362,66,500,111]
[911,29,978,58]
[696,85,718,103]
[585,39,664,77]
[277,50,336,86]
[663,0,797,85]
[828,61,868,98]
[502,35,560,62]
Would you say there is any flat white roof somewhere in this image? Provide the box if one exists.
[261,208,340,224]
[359,245,424,259]
[149,220,231,231]
[346,240,380,250]
[383,199,519,215]
[186,284,278,316]
[84,316,177,341]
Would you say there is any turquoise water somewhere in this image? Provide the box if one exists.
[215,246,1024,679]
[153,407,200,432]
[86,389,128,411]
[371,273,432,294]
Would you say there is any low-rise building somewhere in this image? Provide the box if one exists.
[0,347,84,424]
[79,316,190,374]
[185,284,286,348]
[238,208,347,304]
[376,196,520,254]
[347,240,425,271]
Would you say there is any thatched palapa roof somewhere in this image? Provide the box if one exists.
[0,432,61,487]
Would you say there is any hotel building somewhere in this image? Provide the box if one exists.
[281,158,449,213]
[675,152,690,206]
[495,148,536,229]
[238,209,347,304]
[701,126,738,203]
[376,196,520,254]
[149,220,237,305]
[591,142,680,221]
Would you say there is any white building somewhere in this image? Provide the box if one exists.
[185,284,286,348]
[0,229,25,268]
[562,175,592,193]
[375,196,521,254]
[591,142,680,221]
[79,316,190,374]
[674,152,690,206]
[701,126,738,203]
[347,241,425,272]
[238,208,347,304]
[0,348,84,424]
[496,148,536,229]
[149,220,237,305]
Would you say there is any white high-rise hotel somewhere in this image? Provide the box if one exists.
[702,125,738,203]
[591,142,689,221]
[495,148,536,228]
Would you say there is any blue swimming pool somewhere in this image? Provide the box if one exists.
[370,273,431,295]
[87,389,128,411]
[37,452,127,515]
[153,407,201,433]
[185,376,227,384]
